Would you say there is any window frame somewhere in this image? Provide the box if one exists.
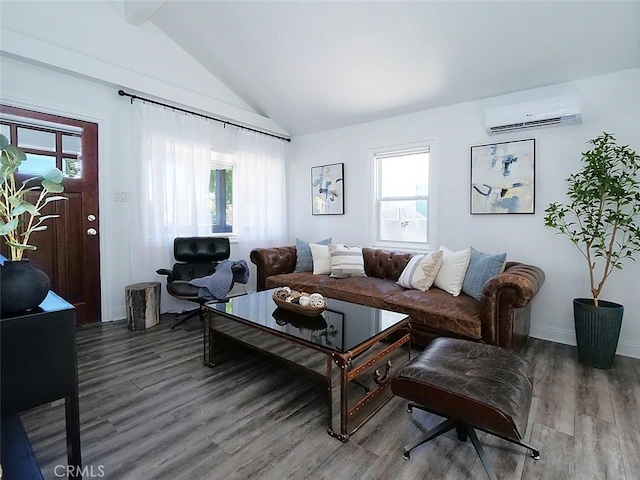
[371,141,437,252]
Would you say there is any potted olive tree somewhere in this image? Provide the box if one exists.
[544,132,640,368]
[0,133,66,313]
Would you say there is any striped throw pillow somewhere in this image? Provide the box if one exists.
[328,244,366,278]
[397,250,443,291]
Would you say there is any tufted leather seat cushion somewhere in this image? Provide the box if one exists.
[265,272,325,293]
[391,337,533,441]
[319,276,406,309]
[384,288,481,339]
[266,273,407,310]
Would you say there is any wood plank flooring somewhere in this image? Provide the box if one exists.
[18,314,640,480]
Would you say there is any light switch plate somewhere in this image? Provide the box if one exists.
[115,191,131,202]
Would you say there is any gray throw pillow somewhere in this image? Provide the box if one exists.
[294,237,332,272]
[461,247,507,300]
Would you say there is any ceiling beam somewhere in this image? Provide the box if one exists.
[123,1,167,26]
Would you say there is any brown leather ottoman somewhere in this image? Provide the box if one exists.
[391,337,539,480]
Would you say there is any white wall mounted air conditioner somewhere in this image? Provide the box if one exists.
[486,94,582,135]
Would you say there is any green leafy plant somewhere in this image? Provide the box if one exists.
[0,133,66,261]
[544,132,640,306]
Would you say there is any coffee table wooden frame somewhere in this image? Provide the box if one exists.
[203,302,411,442]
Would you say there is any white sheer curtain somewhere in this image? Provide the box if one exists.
[235,129,288,291]
[130,102,213,312]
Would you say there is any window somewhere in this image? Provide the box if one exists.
[209,166,233,233]
[209,149,236,234]
[374,144,433,250]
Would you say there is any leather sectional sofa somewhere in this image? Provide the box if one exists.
[250,246,545,351]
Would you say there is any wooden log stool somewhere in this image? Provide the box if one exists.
[125,282,161,331]
[391,337,539,480]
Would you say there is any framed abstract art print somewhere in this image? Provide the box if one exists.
[470,139,535,214]
[312,163,344,215]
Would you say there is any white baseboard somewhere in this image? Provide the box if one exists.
[531,324,640,360]
[530,324,576,346]
[110,306,127,322]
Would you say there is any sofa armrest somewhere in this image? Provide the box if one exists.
[479,262,545,349]
[250,246,297,291]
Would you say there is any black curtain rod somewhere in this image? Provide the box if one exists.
[117,89,291,143]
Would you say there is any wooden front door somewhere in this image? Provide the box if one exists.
[1,105,101,324]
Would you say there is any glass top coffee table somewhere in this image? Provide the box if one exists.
[204,288,411,442]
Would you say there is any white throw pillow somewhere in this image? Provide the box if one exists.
[397,251,443,291]
[433,246,471,296]
[328,244,366,278]
[310,242,332,275]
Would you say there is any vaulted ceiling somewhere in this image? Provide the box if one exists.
[139,1,640,136]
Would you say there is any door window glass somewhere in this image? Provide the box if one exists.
[62,135,81,154]
[18,153,56,175]
[18,127,56,151]
[63,157,82,178]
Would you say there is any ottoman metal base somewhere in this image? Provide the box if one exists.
[402,404,539,480]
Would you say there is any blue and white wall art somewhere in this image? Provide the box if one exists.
[312,163,344,215]
[470,138,535,214]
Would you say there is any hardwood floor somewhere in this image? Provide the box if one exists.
[20,314,640,480]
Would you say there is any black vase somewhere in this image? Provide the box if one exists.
[573,298,624,369]
[0,259,51,314]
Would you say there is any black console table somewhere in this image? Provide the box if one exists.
[1,291,82,479]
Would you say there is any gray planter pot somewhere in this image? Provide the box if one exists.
[573,298,624,369]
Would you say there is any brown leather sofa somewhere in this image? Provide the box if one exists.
[250,246,545,351]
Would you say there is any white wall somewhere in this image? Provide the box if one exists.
[287,69,640,359]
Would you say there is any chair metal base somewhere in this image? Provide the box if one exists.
[403,403,540,480]
[171,298,234,331]
[170,307,203,331]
